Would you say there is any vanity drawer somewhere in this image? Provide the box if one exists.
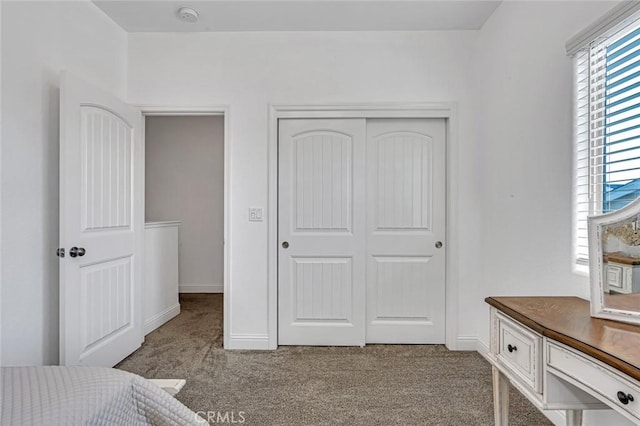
[547,342,640,421]
[606,262,636,294]
[607,263,625,291]
[496,312,542,393]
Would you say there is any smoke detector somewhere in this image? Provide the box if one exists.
[177,7,199,23]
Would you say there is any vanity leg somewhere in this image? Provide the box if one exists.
[565,410,582,426]
[492,366,509,426]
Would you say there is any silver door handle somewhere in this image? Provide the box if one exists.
[282,242,289,249]
[69,247,86,257]
[435,241,443,249]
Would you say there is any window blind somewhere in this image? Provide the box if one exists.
[575,49,590,265]
[575,19,640,265]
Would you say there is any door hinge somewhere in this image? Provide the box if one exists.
[56,248,65,258]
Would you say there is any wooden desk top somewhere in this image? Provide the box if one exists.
[485,296,640,382]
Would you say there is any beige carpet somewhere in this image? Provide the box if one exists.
[117,294,551,425]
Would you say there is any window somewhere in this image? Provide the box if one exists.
[574,13,640,265]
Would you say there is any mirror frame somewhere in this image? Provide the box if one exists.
[589,196,640,325]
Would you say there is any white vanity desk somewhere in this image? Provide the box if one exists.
[486,296,640,425]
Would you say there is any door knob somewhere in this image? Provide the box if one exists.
[282,241,289,249]
[435,241,443,249]
[69,247,86,258]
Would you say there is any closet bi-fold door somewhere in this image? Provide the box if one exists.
[365,119,446,344]
[278,119,367,346]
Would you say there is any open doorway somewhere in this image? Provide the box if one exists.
[141,113,226,345]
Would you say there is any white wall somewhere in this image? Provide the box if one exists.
[0,1,128,366]
[472,0,617,345]
[145,116,225,292]
[473,2,634,425]
[128,31,480,347]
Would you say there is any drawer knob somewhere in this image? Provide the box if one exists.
[617,391,634,405]
[507,344,517,353]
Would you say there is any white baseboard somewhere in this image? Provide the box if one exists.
[454,336,491,362]
[179,283,224,293]
[226,333,270,350]
[144,303,180,335]
[455,335,481,351]
[476,340,490,360]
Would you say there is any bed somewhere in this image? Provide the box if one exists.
[1,366,206,425]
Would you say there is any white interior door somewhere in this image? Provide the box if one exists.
[365,119,446,343]
[278,118,366,345]
[59,72,144,366]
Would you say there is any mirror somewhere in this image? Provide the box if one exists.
[589,197,640,325]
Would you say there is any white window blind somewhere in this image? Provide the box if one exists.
[575,49,590,264]
[575,17,640,265]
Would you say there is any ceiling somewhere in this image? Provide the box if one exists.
[92,1,502,32]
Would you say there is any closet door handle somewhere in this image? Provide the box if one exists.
[69,247,86,258]
[507,344,517,353]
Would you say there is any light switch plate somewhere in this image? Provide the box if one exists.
[249,207,263,222]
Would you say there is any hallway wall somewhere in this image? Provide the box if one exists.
[145,115,225,293]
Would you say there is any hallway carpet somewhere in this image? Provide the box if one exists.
[117,294,551,425]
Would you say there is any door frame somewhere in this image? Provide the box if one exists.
[268,103,460,350]
[138,105,231,349]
